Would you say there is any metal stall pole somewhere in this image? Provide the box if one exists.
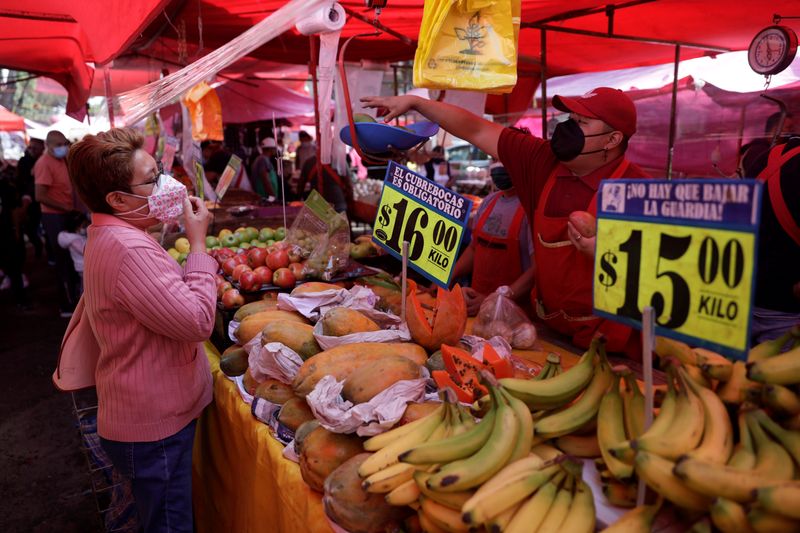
[666,44,680,180]
[540,29,548,140]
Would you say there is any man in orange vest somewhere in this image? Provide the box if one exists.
[362,88,651,357]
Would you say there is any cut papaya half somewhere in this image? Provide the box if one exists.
[406,279,467,352]
[483,344,514,379]
[440,344,489,401]
[431,370,474,403]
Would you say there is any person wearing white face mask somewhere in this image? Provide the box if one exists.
[35,130,78,316]
[63,127,216,533]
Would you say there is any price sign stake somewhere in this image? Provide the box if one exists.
[372,162,472,288]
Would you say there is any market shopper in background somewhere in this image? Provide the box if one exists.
[450,163,535,315]
[16,137,45,258]
[251,136,279,199]
[34,130,77,317]
[363,88,650,358]
[295,130,316,172]
[67,128,217,533]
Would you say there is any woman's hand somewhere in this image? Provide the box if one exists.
[183,196,211,253]
[360,95,419,123]
[567,221,595,257]
[462,287,487,316]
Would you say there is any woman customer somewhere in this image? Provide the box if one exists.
[67,128,217,532]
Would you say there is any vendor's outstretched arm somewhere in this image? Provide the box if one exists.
[360,95,503,160]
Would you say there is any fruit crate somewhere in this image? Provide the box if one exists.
[70,389,138,532]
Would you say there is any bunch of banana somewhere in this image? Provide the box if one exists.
[747,326,800,386]
[599,497,662,532]
[534,353,563,381]
[499,336,605,413]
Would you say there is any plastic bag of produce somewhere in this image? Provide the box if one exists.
[285,190,351,280]
[472,285,537,349]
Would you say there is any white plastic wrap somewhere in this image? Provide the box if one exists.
[313,305,410,350]
[248,340,305,385]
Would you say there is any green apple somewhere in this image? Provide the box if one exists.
[218,228,233,240]
[245,227,259,242]
[221,234,239,248]
[254,241,267,248]
[177,252,188,263]
[206,235,220,248]
[259,227,275,241]
[250,239,261,247]
[239,242,251,249]
[233,230,248,244]
[275,227,286,240]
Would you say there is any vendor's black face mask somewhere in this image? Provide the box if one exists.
[550,119,612,162]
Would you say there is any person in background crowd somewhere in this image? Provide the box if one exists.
[738,111,795,178]
[200,140,222,165]
[67,128,216,533]
[295,130,316,173]
[0,162,29,307]
[251,137,279,200]
[424,145,454,187]
[739,116,800,343]
[298,156,352,213]
[449,164,535,315]
[34,130,77,317]
[57,210,88,295]
[16,138,45,258]
[363,87,650,358]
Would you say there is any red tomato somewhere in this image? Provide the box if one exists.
[272,267,296,289]
[232,263,252,282]
[221,288,245,309]
[266,250,290,271]
[253,266,274,286]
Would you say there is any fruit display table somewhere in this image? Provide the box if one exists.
[192,332,581,533]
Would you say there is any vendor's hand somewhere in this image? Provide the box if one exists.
[360,95,419,123]
[462,287,487,316]
[567,221,595,257]
[183,196,211,252]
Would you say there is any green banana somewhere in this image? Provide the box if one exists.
[426,387,520,492]
[363,404,444,451]
[500,337,601,410]
[598,373,634,480]
[559,480,596,533]
[504,473,562,533]
[728,410,757,470]
[672,455,780,502]
[749,408,800,468]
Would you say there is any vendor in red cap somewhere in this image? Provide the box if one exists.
[362,87,651,358]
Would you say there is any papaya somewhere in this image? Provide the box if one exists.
[254,379,295,405]
[406,279,467,352]
[323,454,412,533]
[261,320,321,360]
[342,356,422,404]
[298,426,364,492]
[292,343,428,397]
[232,299,279,322]
[398,402,442,426]
[234,309,309,344]
[220,345,248,377]
[277,396,315,432]
[425,350,445,373]
[291,282,342,296]
[320,307,380,337]
[243,368,259,395]
[293,419,320,454]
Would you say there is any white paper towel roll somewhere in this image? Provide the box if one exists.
[295,2,345,35]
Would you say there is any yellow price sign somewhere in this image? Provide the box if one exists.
[372,162,472,288]
[593,179,763,359]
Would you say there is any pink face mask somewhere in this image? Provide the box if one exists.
[116,174,188,223]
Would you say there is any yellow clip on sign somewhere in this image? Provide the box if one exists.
[593,179,763,359]
[372,162,472,288]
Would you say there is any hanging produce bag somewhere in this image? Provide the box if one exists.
[182,81,224,141]
[414,0,519,93]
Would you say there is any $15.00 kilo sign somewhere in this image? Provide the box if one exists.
[593,179,763,359]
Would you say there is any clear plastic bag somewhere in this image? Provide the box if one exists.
[285,190,351,280]
[472,286,537,349]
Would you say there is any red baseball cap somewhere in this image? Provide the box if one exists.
[553,87,637,138]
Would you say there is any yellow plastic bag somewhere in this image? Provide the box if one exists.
[182,81,224,142]
[414,0,519,93]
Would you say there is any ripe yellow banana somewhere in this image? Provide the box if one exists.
[599,498,662,532]
[633,450,712,511]
[531,443,563,461]
[558,480,596,533]
[474,454,547,496]
[419,496,469,532]
[762,384,800,415]
[418,509,449,533]
[709,497,753,533]
[400,405,496,465]
[748,328,798,363]
[750,408,800,467]
[485,501,522,533]
[755,483,800,520]
[633,370,704,460]
[655,336,698,366]
[504,473,562,533]
[701,361,734,381]
[748,345,800,385]
[461,463,560,526]
[536,478,574,533]
[426,388,520,492]
[601,481,637,508]
[728,410,756,470]
[598,373,634,479]
[413,471,473,510]
[672,455,780,502]
[717,361,758,403]
[747,508,800,533]
[500,337,601,410]
[500,388,534,464]
[363,404,444,451]
[684,375,733,464]
[621,371,646,440]
[359,407,445,477]
[693,347,734,368]
[554,433,602,458]
[747,411,795,480]
[362,462,416,493]
[535,348,614,439]
[385,478,421,506]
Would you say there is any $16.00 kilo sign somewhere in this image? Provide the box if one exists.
[593,179,763,359]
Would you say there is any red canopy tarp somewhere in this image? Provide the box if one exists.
[0,105,24,131]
